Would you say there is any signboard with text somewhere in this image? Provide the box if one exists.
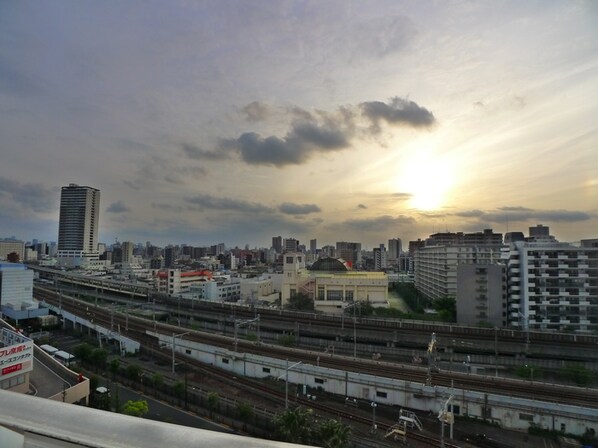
[0,329,34,382]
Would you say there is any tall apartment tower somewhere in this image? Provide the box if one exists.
[57,184,100,268]
[388,238,402,265]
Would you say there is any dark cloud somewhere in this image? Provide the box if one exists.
[185,194,273,214]
[115,138,154,152]
[360,97,435,131]
[336,215,416,232]
[278,203,321,215]
[357,204,367,209]
[455,209,486,218]
[106,200,131,213]
[151,202,184,213]
[219,120,351,167]
[181,143,230,160]
[390,192,413,200]
[241,101,272,122]
[498,206,534,212]
[485,209,590,223]
[0,177,56,213]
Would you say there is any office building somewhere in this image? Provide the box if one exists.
[283,238,300,253]
[57,184,100,268]
[272,236,282,254]
[0,239,25,262]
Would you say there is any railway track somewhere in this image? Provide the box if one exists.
[36,287,598,410]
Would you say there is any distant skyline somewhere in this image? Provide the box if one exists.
[1,1,597,248]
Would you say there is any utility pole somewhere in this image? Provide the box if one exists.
[172,331,191,374]
[278,360,303,409]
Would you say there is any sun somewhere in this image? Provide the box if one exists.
[397,151,456,211]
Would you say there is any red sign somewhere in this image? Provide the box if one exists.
[2,363,22,375]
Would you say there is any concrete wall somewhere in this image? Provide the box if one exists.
[149,330,597,437]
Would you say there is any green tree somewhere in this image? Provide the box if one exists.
[109,359,120,381]
[89,348,108,372]
[565,364,594,387]
[236,402,253,423]
[278,334,296,347]
[126,364,142,383]
[286,293,314,311]
[152,373,163,397]
[317,419,351,448]
[173,381,185,405]
[433,296,456,322]
[207,391,220,414]
[73,343,93,364]
[273,406,313,444]
[122,399,149,417]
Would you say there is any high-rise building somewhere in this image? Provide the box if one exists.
[284,238,300,253]
[336,242,361,268]
[388,238,402,265]
[310,239,317,254]
[121,241,134,265]
[57,184,100,268]
[272,236,282,254]
[0,239,25,262]
[373,244,387,271]
[506,240,598,332]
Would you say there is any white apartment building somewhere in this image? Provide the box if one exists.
[184,278,241,302]
[506,240,598,332]
[373,244,387,271]
[0,263,47,321]
[155,269,213,296]
[415,244,504,301]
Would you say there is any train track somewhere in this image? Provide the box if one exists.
[36,287,598,410]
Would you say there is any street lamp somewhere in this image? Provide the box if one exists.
[172,331,192,374]
[277,359,303,409]
[370,401,377,433]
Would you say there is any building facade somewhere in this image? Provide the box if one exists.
[506,240,598,332]
[57,184,100,268]
[281,254,388,314]
[456,264,507,327]
[0,240,25,262]
[415,244,504,301]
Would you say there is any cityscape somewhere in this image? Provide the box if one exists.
[1,1,597,448]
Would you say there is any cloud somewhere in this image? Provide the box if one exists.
[151,202,184,213]
[455,209,486,218]
[485,209,591,223]
[498,206,533,212]
[0,177,56,213]
[185,194,274,214]
[357,204,367,209]
[278,203,322,215]
[360,97,436,131]
[181,143,230,160]
[219,120,351,167]
[241,101,273,122]
[106,200,131,213]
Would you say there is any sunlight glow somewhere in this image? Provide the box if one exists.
[398,151,457,211]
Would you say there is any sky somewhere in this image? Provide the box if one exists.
[1,0,597,249]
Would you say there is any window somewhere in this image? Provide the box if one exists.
[327,290,343,301]
[376,391,387,399]
[286,256,294,264]
[318,287,325,300]
[519,413,533,422]
[450,404,460,415]
[185,349,191,355]
[314,378,324,384]
[262,367,271,373]
[345,290,354,301]
[222,358,229,364]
